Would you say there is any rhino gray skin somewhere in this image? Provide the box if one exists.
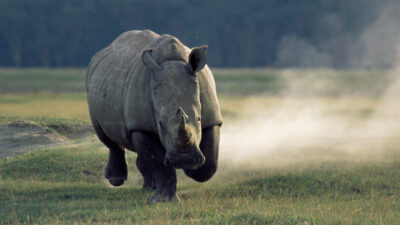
[86,30,222,202]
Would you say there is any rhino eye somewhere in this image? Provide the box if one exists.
[197,117,201,122]
[159,121,163,128]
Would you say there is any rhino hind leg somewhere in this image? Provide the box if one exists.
[91,118,128,186]
[131,132,178,202]
[184,126,220,182]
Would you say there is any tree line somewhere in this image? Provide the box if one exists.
[0,0,398,68]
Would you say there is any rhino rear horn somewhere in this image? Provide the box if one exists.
[188,45,207,73]
[142,49,162,70]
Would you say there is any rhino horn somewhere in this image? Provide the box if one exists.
[175,107,192,149]
[177,107,187,130]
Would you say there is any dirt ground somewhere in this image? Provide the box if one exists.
[0,120,93,159]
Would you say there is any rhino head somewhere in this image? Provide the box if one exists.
[142,45,208,169]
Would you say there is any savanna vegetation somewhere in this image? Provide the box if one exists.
[0,68,399,224]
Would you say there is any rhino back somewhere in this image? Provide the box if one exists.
[86,30,159,147]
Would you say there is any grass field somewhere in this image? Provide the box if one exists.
[0,68,399,224]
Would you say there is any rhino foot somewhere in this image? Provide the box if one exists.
[105,164,128,187]
[107,177,125,186]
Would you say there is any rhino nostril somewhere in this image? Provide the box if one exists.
[164,158,171,167]
[198,155,206,165]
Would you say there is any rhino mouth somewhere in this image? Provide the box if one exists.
[164,149,205,169]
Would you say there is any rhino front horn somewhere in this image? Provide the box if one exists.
[176,107,186,131]
[175,108,192,149]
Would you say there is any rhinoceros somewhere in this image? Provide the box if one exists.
[86,30,223,202]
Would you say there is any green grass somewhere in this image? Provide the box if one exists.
[1,143,399,224]
[0,67,394,96]
[0,68,400,224]
[0,68,85,93]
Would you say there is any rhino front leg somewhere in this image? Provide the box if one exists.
[90,119,128,187]
[105,142,128,186]
[131,132,178,202]
[184,126,220,182]
[136,154,156,190]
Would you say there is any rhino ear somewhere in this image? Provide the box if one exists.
[142,49,162,70]
[188,45,207,73]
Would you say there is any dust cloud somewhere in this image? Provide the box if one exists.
[218,2,400,166]
[219,71,400,165]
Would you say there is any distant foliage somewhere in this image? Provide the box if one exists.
[0,0,398,68]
